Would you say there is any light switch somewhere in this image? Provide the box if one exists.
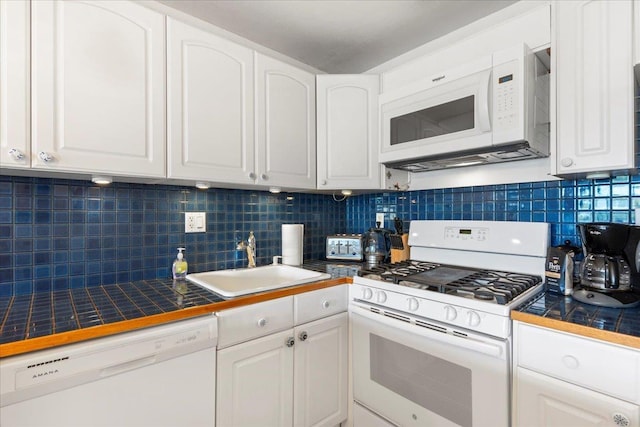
[185,212,206,233]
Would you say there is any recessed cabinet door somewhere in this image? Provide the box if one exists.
[317,75,381,190]
[255,53,316,189]
[515,367,640,427]
[555,0,635,176]
[217,329,294,427]
[31,0,165,178]
[167,18,255,185]
[293,312,348,427]
[0,0,30,170]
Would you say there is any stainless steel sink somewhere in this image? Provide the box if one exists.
[186,265,330,297]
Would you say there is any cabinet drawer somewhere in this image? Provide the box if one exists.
[516,323,640,403]
[217,297,294,349]
[294,285,347,325]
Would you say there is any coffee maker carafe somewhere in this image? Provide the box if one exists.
[574,223,640,308]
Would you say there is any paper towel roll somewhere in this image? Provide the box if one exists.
[282,224,304,266]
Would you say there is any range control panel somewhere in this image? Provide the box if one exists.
[444,226,489,242]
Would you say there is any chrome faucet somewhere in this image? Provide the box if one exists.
[236,231,256,268]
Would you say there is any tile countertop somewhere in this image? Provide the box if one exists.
[0,261,356,358]
[512,291,640,349]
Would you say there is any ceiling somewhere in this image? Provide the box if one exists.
[159,0,518,73]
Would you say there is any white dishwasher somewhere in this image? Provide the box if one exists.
[0,314,217,427]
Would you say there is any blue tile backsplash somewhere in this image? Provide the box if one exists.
[346,175,640,249]
[3,173,640,296]
[0,176,346,296]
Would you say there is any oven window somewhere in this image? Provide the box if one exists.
[370,334,472,427]
[390,95,475,145]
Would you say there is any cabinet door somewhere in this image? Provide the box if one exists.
[31,0,165,178]
[317,75,381,190]
[555,0,635,176]
[294,312,348,427]
[0,0,30,169]
[515,367,640,427]
[167,18,255,185]
[255,53,316,189]
[217,329,294,427]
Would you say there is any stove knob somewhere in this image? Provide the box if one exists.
[467,311,481,327]
[407,298,419,311]
[362,288,373,300]
[376,291,387,304]
[444,305,457,321]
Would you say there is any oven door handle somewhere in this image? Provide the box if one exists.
[351,305,505,359]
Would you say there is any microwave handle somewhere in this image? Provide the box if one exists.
[476,69,492,132]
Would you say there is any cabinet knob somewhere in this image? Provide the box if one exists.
[321,300,330,309]
[285,337,295,347]
[560,158,573,167]
[298,331,308,341]
[249,172,257,180]
[257,318,267,327]
[561,354,579,369]
[320,180,327,186]
[39,152,54,163]
[261,173,268,181]
[8,148,25,160]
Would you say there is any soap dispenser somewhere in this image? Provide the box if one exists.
[172,247,188,280]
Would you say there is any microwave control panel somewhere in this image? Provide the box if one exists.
[494,59,519,132]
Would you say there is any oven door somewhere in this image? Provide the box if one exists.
[351,305,510,427]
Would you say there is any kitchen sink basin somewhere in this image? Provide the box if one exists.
[186,265,331,297]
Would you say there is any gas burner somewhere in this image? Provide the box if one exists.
[361,259,542,305]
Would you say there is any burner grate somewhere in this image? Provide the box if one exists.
[359,260,542,305]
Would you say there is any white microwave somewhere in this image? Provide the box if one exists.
[379,44,550,172]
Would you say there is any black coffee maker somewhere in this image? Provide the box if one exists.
[574,223,640,308]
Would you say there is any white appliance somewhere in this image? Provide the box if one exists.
[379,44,550,172]
[1,315,217,427]
[350,220,549,427]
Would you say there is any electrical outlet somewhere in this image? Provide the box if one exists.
[376,212,385,228]
[185,212,206,233]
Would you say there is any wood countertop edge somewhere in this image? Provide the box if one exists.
[511,311,640,350]
[0,277,352,358]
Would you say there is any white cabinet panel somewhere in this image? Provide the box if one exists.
[255,53,316,189]
[31,0,165,178]
[515,367,640,427]
[0,0,30,170]
[167,17,255,185]
[555,0,635,176]
[317,75,381,190]
[217,329,295,427]
[294,313,348,427]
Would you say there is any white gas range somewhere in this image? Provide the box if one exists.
[350,220,549,427]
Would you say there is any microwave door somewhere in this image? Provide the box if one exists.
[380,69,492,164]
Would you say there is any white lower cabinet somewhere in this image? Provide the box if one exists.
[217,328,295,427]
[513,321,640,427]
[515,367,639,427]
[216,287,348,427]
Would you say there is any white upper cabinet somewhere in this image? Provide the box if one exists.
[255,53,316,190]
[31,0,166,178]
[0,0,30,170]
[167,17,255,185]
[554,0,635,177]
[316,75,381,190]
